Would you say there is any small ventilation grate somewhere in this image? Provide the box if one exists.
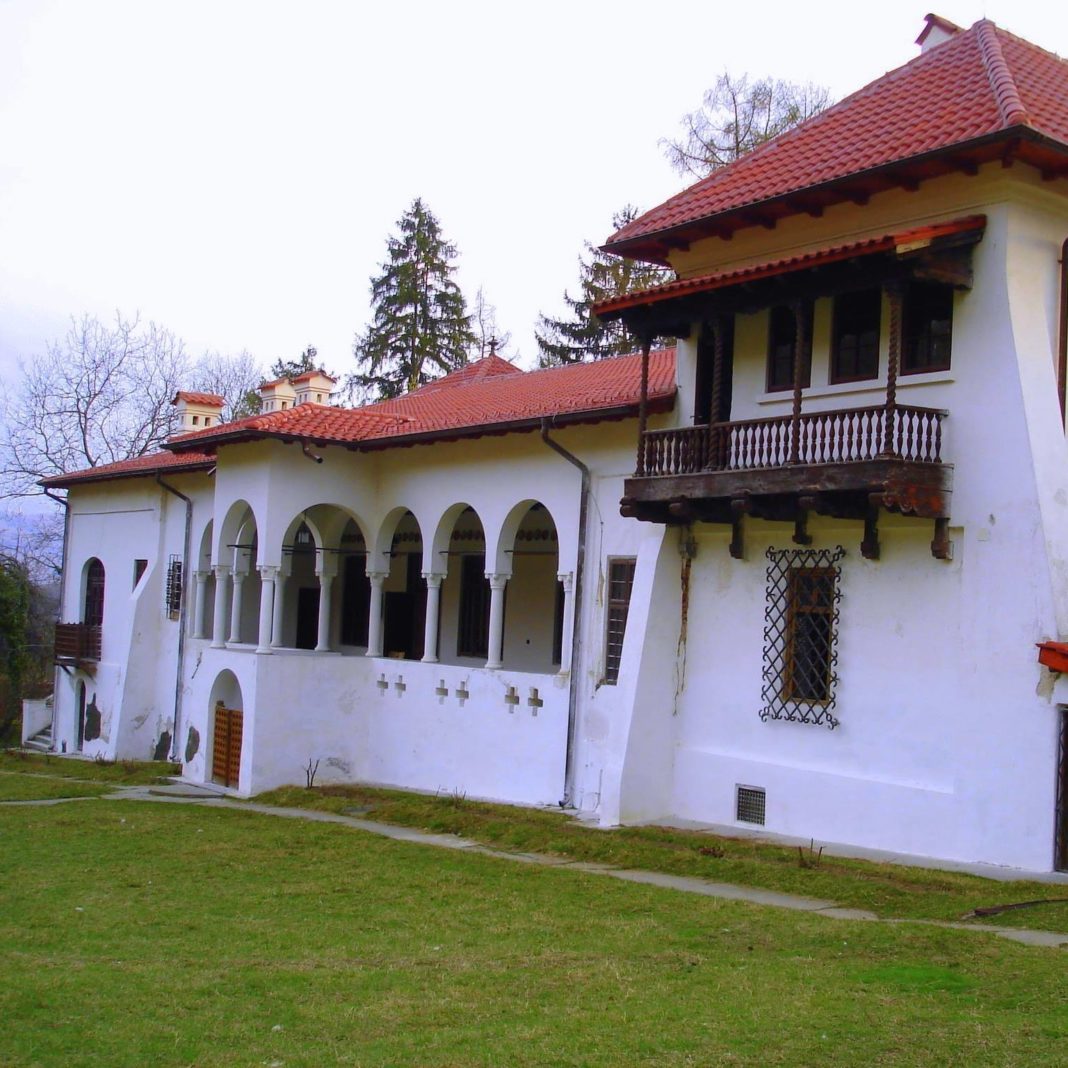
[736,785,766,825]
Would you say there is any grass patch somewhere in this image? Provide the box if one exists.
[0,750,178,785]
[256,782,1068,929]
[3,799,1068,1066]
[0,773,112,801]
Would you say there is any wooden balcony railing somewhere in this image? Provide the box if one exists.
[54,623,102,662]
[639,403,946,478]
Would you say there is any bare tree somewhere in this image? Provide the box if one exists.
[470,287,515,362]
[0,312,189,497]
[191,349,265,421]
[662,73,831,178]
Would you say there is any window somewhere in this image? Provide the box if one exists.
[165,555,183,618]
[191,415,200,426]
[133,559,148,587]
[766,303,813,392]
[457,554,490,658]
[831,288,881,382]
[902,281,953,373]
[604,558,636,684]
[759,546,843,729]
[84,559,105,627]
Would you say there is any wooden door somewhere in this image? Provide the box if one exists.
[212,702,243,788]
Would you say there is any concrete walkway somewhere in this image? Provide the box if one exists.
[33,780,1054,949]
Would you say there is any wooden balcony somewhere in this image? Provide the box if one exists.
[621,402,952,559]
[54,623,102,665]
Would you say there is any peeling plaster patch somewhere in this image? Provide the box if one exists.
[185,725,200,762]
[83,696,102,742]
[1037,667,1056,700]
[153,732,172,762]
[325,757,352,775]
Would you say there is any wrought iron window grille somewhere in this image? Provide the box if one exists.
[165,555,183,619]
[760,545,844,729]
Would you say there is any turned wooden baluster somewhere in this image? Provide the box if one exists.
[789,300,808,464]
[882,283,903,457]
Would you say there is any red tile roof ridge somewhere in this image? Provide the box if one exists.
[291,370,339,383]
[259,377,293,389]
[414,354,525,393]
[171,390,225,406]
[977,19,1030,127]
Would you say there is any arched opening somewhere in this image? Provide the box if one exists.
[338,519,370,648]
[383,511,424,660]
[231,518,261,644]
[208,670,243,789]
[195,521,215,639]
[287,520,319,649]
[436,506,489,664]
[500,503,561,672]
[83,559,105,626]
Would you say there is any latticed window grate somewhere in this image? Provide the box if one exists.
[604,558,636,684]
[760,546,844,729]
[736,785,766,825]
[165,555,183,619]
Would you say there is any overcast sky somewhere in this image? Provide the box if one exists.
[2,0,1067,387]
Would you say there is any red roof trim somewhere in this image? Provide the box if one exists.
[977,20,1029,126]
[171,390,224,407]
[41,450,215,489]
[916,13,962,47]
[594,216,986,317]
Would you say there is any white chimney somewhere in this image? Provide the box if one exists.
[916,13,962,53]
[258,377,297,413]
[171,391,225,432]
[291,370,338,406]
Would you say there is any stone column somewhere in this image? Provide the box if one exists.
[315,558,337,653]
[193,570,210,639]
[228,570,246,643]
[271,560,290,648]
[365,570,388,657]
[486,573,509,670]
[556,570,574,673]
[256,566,277,653]
[421,572,444,663]
[210,566,230,649]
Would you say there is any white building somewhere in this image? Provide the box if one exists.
[38,16,1068,872]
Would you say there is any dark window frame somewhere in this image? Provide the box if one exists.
[604,558,636,685]
[902,281,953,375]
[766,302,813,393]
[830,288,882,384]
[782,567,836,703]
[83,559,105,627]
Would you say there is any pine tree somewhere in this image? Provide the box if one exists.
[535,207,672,367]
[351,200,476,399]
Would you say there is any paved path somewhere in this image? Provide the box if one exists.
[6,777,1068,948]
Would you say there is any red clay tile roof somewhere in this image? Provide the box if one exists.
[171,391,224,407]
[595,216,986,317]
[164,349,676,454]
[41,449,216,489]
[416,353,524,392]
[607,19,1068,260]
[291,370,339,384]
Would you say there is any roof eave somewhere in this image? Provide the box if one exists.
[602,125,1065,263]
[40,459,216,490]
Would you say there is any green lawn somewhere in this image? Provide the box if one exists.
[2,798,1068,1066]
[0,750,179,785]
[0,772,111,801]
[256,782,1068,931]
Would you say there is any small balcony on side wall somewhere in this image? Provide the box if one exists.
[621,399,952,561]
[54,623,102,668]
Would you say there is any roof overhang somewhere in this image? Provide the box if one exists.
[41,457,216,490]
[604,128,1060,265]
[595,215,986,336]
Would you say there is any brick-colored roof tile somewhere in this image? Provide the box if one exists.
[41,449,215,489]
[608,20,1068,252]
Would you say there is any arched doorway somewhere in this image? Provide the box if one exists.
[208,671,243,789]
[500,503,561,672]
[383,511,425,660]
